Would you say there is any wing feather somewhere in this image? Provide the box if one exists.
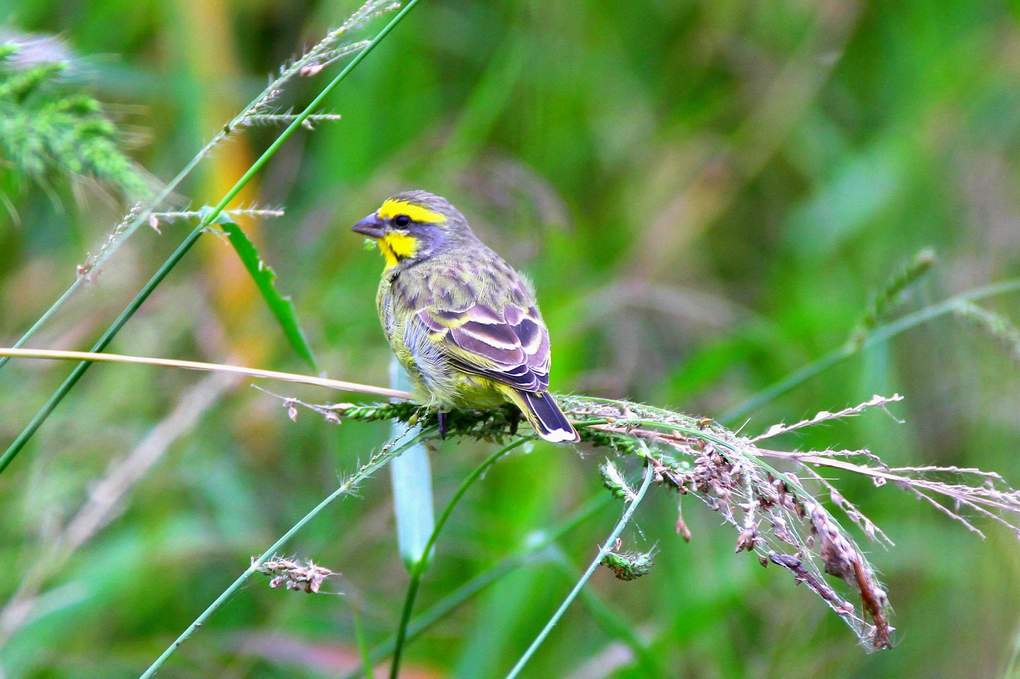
[416,301,551,392]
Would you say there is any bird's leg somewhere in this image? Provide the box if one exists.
[508,408,521,437]
[437,410,448,439]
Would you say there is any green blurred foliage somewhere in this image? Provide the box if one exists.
[0,39,151,203]
[1,0,1020,677]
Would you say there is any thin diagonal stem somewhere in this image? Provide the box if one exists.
[340,495,612,679]
[139,428,433,679]
[0,284,76,370]
[0,1,391,373]
[722,277,1020,422]
[0,161,212,375]
[504,463,656,679]
[0,348,413,400]
[549,553,664,678]
[0,0,423,475]
[389,437,528,679]
[0,227,204,474]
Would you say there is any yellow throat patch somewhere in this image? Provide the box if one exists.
[378,198,446,224]
[378,231,418,268]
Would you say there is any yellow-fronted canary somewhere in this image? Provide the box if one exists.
[353,190,579,443]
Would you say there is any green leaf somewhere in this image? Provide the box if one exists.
[213,213,318,371]
[388,357,435,570]
[351,604,374,679]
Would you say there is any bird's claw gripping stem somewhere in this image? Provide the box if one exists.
[438,410,448,439]
[508,409,521,437]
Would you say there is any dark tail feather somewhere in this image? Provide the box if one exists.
[512,390,580,444]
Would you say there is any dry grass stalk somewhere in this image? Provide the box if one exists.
[752,393,903,442]
[0,372,237,645]
[78,0,400,279]
[4,345,1014,652]
[275,391,1020,651]
[954,300,1020,363]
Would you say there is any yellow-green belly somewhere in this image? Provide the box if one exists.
[380,286,509,410]
[399,350,509,410]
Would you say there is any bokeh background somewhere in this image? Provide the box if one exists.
[2,0,1020,677]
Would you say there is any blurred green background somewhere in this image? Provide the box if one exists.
[2,0,1020,677]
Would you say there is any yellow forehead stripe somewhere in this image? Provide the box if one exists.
[378,198,446,224]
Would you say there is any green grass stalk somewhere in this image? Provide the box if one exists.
[550,553,664,677]
[389,437,529,679]
[139,428,433,679]
[0,227,204,474]
[0,0,423,474]
[504,462,655,679]
[722,277,1020,422]
[340,494,612,679]
[0,1,393,372]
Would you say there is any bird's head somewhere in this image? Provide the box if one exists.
[353,190,473,268]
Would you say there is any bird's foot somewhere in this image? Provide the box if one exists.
[437,410,448,439]
[508,408,521,437]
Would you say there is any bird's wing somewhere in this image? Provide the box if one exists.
[416,301,551,392]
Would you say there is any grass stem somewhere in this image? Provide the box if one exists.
[0,227,204,474]
[504,462,655,679]
[722,277,1020,422]
[389,437,528,679]
[339,495,612,679]
[138,428,432,679]
[549,552,664,677]
[0,348,413,400]
[0,0,424,475]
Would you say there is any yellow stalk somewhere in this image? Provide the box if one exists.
[0,348,413,400]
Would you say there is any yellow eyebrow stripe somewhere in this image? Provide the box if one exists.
[378,198,446,224]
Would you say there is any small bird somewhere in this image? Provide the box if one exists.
[353,190,579,443]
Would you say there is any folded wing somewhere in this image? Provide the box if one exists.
[416,302,551,393]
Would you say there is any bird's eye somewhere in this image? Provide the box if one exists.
[393,214,411,228]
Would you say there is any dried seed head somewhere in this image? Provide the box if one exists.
[254,556,336,594]
[675,504,692,542]
[735,528,757,553]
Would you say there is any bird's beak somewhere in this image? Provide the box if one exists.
[352,213,386,238]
